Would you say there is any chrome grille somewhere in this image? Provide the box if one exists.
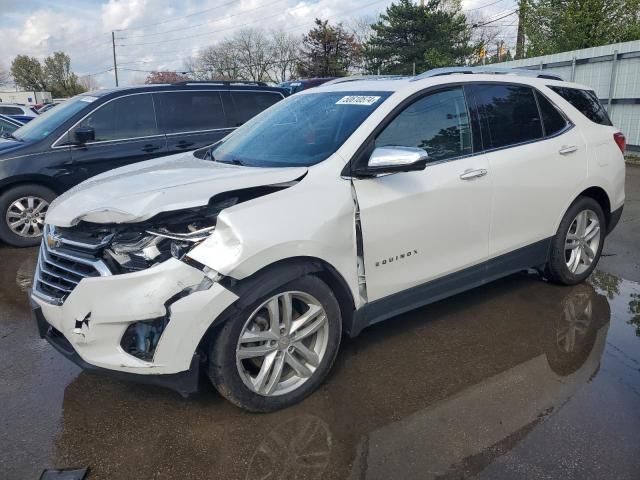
[33,225,112,305]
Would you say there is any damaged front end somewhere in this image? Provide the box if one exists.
[56,186,286,276]
[32,185,293,371]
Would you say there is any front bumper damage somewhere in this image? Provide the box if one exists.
[30,258,239,396]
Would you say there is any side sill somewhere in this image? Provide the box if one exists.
[348,237,552,337]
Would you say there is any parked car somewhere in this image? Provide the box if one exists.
[0,114,23,136]
[278,77,337,94]
[30,68,625,412]
[37,102,59,113]
[0,103,38,123]
[0,81,288,246]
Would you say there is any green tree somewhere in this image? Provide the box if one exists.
[11,52,86,97]
[10,55,47,91]
[524,0,640,56]
[364,0,472,75]
[296,19,362,77]
[43,52,85,97]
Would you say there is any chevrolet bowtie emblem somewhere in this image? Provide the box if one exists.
[46,232,62,249]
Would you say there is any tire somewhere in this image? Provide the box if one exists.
[546,196,606,285]
[208,274,342,412]
[0,184,56,247]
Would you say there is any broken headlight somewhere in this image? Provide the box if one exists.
[105,226,214,272]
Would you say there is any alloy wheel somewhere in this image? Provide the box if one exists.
[564,209,600,275]
[236,291,330,397]
[6,196,49,238]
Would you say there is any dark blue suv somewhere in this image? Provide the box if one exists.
[0,81,288,246]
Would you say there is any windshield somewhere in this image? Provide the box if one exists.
[13,95,96,142]
[211,91,391,167]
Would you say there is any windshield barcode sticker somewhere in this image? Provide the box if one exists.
[80,96,98,103]
[336,95,381,106]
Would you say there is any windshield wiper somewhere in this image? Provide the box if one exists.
[216,158,245,166]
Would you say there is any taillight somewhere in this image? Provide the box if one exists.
[614,132,626,153]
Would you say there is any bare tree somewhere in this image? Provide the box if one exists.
[233,28,272,81]
[0,64,9,85]
[187,40,243,80]
[78,75,99,91]
[144,71,188,84]
[130,74,148,85]
[467,11,502,65]
[267,29,300,83]
[347,15,377,73]
[185,28,298,82]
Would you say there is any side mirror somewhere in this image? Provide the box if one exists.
[354,146,428,177]
[72,127,95,145]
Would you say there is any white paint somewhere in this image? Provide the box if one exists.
[35,73,626,378]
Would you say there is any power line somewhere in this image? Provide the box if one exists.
[118,0,392,47]
[465,0,511,12]
[112,1,518,77]
[472,9,517,27]
[117,0,287,39]
[76,67,114,77]
[118,0,257,32]
[120,0,514,42]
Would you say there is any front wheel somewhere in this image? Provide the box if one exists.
[0,184,56,247]
[208,275,342,412]
[546,196,606,285]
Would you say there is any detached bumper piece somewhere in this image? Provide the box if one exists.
[31,298,200,397]
[40,467,89,480]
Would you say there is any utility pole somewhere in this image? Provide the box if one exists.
[515,0,526,59]
[111,31,119,87]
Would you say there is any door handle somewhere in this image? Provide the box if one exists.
[142,144,161,152]
[559,145,578,155]
[459,168,488,180]
[176,141,195,149]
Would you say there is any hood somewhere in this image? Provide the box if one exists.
[0,137,29,155]
[46,153,307,227]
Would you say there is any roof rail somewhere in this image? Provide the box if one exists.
[322,75,409,86]
[412,67,564,81]
[171,80,270,86]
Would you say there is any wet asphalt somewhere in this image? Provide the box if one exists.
[1,166,639,480]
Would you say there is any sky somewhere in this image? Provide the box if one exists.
[0,0,517,87]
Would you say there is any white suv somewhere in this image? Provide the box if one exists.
[30,68,625,411]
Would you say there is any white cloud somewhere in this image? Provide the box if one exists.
[1,0,516,87]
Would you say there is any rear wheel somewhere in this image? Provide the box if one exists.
[208,275,342,412]
[546,196,605,285]
[0,184,56,247]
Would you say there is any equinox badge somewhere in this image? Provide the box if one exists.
[375,250,418,267]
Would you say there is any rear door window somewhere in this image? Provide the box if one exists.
[548,86,612,126]
[375,87,472,162]
[0,106,23,115]
[535,91,569,136]
[77,93,159,142]
[466,84,543,150]
[155,91,227,133]
[230,91,283,126]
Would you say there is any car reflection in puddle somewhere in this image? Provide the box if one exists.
[49,272,640,480]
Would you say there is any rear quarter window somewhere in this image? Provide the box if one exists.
[548,86,612,126]
[466,83,543,150]
[534,91,569,136]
